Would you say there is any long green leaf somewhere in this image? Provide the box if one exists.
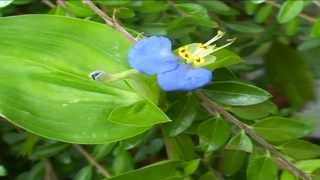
[0,15,169,144]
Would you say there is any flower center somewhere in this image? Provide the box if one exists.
[177,31,236,66]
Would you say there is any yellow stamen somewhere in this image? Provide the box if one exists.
[208,38,236,54]
[203,30,225,47]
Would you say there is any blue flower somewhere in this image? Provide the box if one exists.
[128,36,179,75]
[157,64,213,91]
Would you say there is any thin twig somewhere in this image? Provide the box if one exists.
[82,0,136,42]
[267,0,317,23]
[41,0,56,8]
[56,0,65,7]
[196,91,311,180]
[80,1,310,179]
[44,159,58,180]
[74,145,111,178]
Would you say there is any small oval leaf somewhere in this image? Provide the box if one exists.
[204,81,272,106]
[277,0,304,23]
[253,116,312,143]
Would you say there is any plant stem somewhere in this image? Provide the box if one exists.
[74,145,111,178]
[314,0,320,8]
[104,69,139,82]
[267,0,317,23]
[196,91,311,180]
[82,0,136,42]
[44,159,58,180]
[82,1,311,179]
[42,0,56,8]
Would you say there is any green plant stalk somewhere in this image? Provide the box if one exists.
[103,69,139,82]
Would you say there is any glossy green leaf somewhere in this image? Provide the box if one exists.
[311,19,320,38]
[0,0,13,8]
[204,49,244,70]
[265,42,315,108]
[281,159,320,180]
[253,117,312,143]
[226,131,253,153]
[228,101,278,120]
[220,150,247,176]
[247,152,278,180]
[278,140,320,160]
[0,15,169,144]
[75,166,92,180]
[198,117,231,152]
[226,22,264,33]
[165,94,199,137]
[254,4,273,23]
[204,81,272,106]
[277,0,304,23]
[109,159,199,180]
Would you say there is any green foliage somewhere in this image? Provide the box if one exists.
[0,0,319,180]
[247,151,278,180]
[109,159,199,180]
[198,117,231,152]
[278,140,320,160]
[265,41,315,108]
[253,116,312,143]
[0,15,168,144]
[204,81,272,106]
[277,0,304,23]
[226,131,253,153]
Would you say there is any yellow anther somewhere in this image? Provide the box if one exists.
[193,57,205,65]
[178,47,193,63]
[183,52,193,61]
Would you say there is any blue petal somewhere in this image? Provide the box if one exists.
[157,64,213,91]
[128,36,179,75]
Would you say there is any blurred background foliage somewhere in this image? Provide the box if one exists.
[1,0,320,180]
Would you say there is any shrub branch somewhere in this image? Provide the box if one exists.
[82,1,311,179]
[74,145,111,178]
